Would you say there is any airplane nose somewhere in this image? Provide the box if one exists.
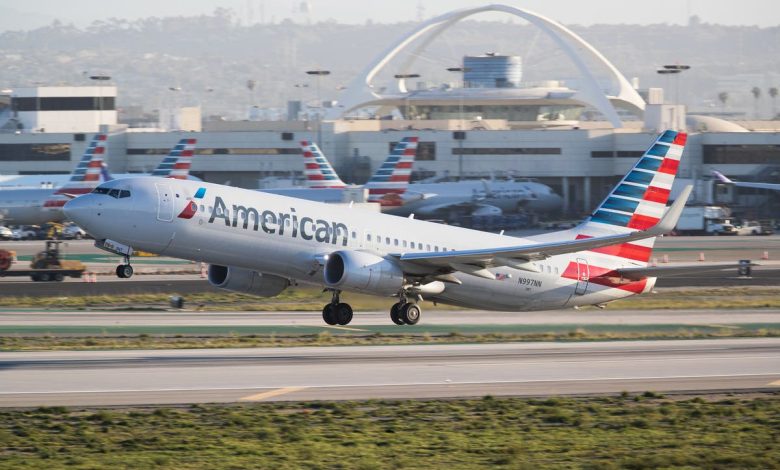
[63,196,91,226]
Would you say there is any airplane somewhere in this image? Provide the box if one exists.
[66,129,740,325]
[712,170,780,191]
[0,133,108,226]
[263,138,419,208]
[0,136,197,226]
[298,139,562,217]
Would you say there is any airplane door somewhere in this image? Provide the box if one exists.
[155,182,174,222]
[574,258,589,295]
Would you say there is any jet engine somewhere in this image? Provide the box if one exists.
[323,250,404,296]
[207,265,289,297]
[471,204,503,216]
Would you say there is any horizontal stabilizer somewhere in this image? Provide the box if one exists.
[617,261,754,281]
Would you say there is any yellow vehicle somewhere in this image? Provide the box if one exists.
[0,241,86,282]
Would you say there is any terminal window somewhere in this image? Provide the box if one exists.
[703,145,780,164]
[0,143,71,161]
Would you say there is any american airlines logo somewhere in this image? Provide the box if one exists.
[207,196,350,246]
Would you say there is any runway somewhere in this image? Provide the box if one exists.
[1,338,779,407]
[2,308,780,327]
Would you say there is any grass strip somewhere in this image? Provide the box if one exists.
[0,394,778,469]
[0,287,779,311]
[2,325,779,351]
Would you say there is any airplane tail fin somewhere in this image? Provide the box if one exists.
[575,130,688,265]
[364,137,419,206]
[151,138,197,180]
[55,133,108,195]
[301,140,346,189]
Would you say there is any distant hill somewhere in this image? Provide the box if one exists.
[1,12,778,120]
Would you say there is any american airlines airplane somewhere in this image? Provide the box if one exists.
[263,138,419,207]
[65,130,730,326]
[712,170,780,191]
[0,136,197,226]
[297,139,562,217]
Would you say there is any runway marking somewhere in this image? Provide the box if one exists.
[2,373,779,396]
[322,325,369,332]
[706,324,742,330]
[769,380,780,386]
[239,386,307,401]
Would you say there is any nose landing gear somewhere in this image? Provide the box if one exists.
[115,255,133,279]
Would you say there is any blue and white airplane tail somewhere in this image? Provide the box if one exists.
[364,137,419,207]
[45,133,108,207]
[301,140,347,189]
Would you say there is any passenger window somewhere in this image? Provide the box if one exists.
[386,237,390,244]
[351,231,356,239]
[427,244,431,251]
[394,239,399,246]
[367,234,372,241]
[410,242,415,249]
[200,205,205,212]
[403,240,407,248]
[435,246,439,251]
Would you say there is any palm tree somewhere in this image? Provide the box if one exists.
[718,91,729,112]
[769,87,779,119]
[751,86,761,118]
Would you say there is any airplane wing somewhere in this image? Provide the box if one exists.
[712,170,780,191]
[395,186,692,280]
[414,200,502,217]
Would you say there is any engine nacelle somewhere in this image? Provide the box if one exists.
[471,204,503,216]
[207,265,289,297]
[323,250,404,296]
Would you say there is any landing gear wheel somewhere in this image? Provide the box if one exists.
[401,303,421,325]
[390,303,405,325]
[335,303,353,325]
[116,264,133,279]
[322,304,338,325]
[53,273,64,282]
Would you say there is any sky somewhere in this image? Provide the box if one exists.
[0,0,778,31]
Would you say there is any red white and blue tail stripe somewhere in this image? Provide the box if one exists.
[150,138,197,180]
[301,141,347,189]
[45,133,108,207]
[576,130,687,264]
[365,137,418,206]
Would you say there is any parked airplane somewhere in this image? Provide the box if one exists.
[66,130,736,326]
[712,170,780,191]
[0,136,197,226]
[263,138,419,207]
[0,134,108,225]
[298,139,561,217]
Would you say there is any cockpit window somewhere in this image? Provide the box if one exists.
[92,187,131,198]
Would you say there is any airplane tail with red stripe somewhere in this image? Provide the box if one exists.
[150,138,197,180]
[575,129,687,266]
[48,133,108,203]
[300,141,347,189]
[364,137,418,206]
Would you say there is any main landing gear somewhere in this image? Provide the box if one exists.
[115,254,133,279]
[390,299,421,326]
[322,290,353,326]
[319,290,423,326]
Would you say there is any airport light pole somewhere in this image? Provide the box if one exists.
[306,69,330,146]
[657,64,690,107]
[394,73,420,120]
[447,67,470,181]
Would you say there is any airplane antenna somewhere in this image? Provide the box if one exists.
[409,213,415,219]
[499,229,504,236]
[349,201,354,208]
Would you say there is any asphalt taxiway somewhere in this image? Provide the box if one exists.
[1,339,778,407]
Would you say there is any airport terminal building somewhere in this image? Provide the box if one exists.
[0,5,778,220]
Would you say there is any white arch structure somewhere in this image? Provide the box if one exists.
[329,4,646,127]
